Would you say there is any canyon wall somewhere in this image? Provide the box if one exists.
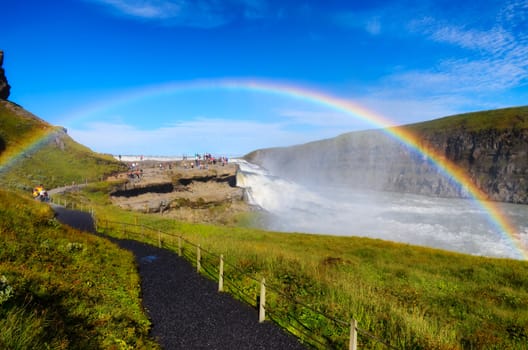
[245,107,528,204]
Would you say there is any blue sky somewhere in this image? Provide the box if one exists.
[3,0,528,156]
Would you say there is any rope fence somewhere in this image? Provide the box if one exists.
[50,197,398,350]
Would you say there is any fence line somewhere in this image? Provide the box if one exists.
[102,218,398,350]
[49,196,398,349]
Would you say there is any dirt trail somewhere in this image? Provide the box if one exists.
[52,205,306,349]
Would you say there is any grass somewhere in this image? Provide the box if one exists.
[57,181,528,350]
[0,189,159,349]
[403,105,528,134]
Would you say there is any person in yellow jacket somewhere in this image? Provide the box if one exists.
[32,184,48,201]
[33,185,43,198]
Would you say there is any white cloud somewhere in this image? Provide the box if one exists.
[93,0,182,19]
[333,11,384,35]
[385,56,526,95]
[499,0,528,24]
[365,17,381,35]
[356,92,476,125]
[88,0,270,27]
[68,117,332,156]
[383,0,528,102]
[329,1,527,114]
[277,109,369,128]
[429,25,513,53]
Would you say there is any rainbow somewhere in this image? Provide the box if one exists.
[5,78,528,259]
[0,123,57,175]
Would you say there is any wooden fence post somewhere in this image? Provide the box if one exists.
[259,278,266,323]
[92,209,97,231]
[349,318,357,350]
[197,245,201,272]
[218,254,224,292]
[178,236,182,256]
[158,230,162,248]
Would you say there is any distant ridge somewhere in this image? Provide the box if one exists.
[246,106,528,204]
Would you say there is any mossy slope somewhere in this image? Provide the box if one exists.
[0,100,126,193]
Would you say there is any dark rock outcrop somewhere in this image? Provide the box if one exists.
[174,170,237,187]
[245,107,528,204]
[111,182,175,198]
[0,51,11,100]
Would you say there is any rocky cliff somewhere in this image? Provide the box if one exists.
[108,163,250,224]
[245,106,528,204]
[0,51,11,100]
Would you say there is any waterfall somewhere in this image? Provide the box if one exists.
[233,159,528,260]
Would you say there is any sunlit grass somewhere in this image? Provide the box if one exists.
[404,105,528,133]
[63,181,528,350]
[0,189,159,349]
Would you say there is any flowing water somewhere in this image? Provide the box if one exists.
[235,160,528,260]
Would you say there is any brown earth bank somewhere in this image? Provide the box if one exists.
[107,160,254,224]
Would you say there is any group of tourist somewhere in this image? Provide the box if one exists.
[127,163,143,180]
[119,153,230,177]
[181,153,229,170]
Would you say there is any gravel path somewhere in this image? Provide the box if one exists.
[53,205,307,350]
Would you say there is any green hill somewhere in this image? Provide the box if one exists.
[0,100,126,193]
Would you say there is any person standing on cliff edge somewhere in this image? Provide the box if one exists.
[0,50,11,100]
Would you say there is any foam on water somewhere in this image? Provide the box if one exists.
[235,160,528,260]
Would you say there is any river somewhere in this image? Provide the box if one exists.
[235,160,528,260]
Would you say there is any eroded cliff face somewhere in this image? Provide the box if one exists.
[0,51,11,100]
[108,163,250,223]
[246,108,528,204]
[419,128,528,203]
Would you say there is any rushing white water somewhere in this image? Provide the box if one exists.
[235,160,528,260]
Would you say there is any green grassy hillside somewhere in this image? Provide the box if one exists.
[0,189,159,349]
[0,100,126,193]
